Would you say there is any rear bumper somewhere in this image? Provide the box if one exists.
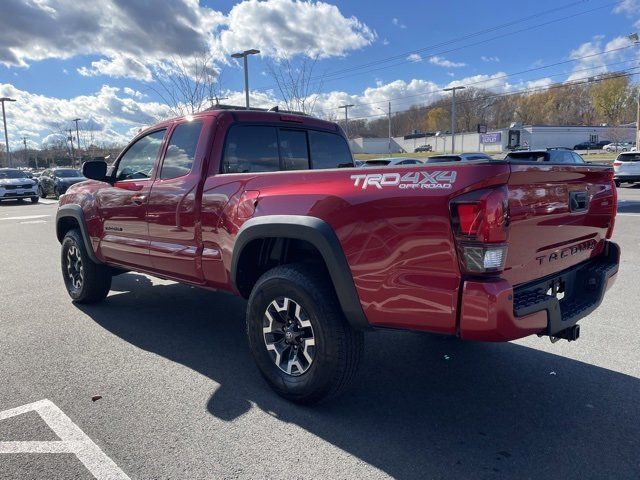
[459,241,620,341]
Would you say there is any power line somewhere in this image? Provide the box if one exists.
[344,68,640,122]
[310,44,640,116]
[254,0,624,92]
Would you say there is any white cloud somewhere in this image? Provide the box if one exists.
[429,56,466,68]
[407,53,422,63]
[124,87,146,99]
[78,55,153,82]
[481,56,500,63]
[566,35,632,81]
[218,0,375,59]
[392,18,407,29]
[0,0,374,78]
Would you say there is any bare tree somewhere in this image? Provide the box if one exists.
[266,54,324,114]
[150,52,225,116]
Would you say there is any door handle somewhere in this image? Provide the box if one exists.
[131,194,146,205]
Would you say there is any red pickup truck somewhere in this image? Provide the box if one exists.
[56,109,619,403]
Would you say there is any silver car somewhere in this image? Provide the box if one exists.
[0,168,40,203]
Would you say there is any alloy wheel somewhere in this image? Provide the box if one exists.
[66,245,84,291]
[263,297,316,376]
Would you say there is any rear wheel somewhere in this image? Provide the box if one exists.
[30,196,39,203]
[61,229,112,303]
[39,185,46,198]
[246,264,363,404]
[615,180,621,187]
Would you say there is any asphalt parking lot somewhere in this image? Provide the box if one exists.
[1,191,639,480]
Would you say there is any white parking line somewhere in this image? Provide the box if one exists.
[0,399,130,480]
[20,220,48,224]
[617,213,640,217]
[0,215,50,221]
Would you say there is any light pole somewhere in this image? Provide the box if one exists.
[339,104,355,139]
[72,118,81,167]
[443,86,465,153]
[231,49,260,109]
[376,102,392,154]
[629,33,640,148]
[1,97,16,167]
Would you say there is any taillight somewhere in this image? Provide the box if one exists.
[450,186,509,274]
[613,161,622,168]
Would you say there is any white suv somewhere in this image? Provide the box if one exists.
[0,169,39,203]
[613,152,640,187]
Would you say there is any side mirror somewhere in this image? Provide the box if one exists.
[82,160,108,181]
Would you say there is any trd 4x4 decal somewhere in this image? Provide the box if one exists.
[350,171,457,190]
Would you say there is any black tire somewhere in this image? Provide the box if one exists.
[31,196,39,203]
[615,180,621,187]
[39,186,46,198]
[54,187,61,200]
[246,263,364,404]
[61,229,112,303]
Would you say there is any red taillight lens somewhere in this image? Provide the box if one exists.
[456,203,481,235]
[451,186,509,274]
[613,161,622,167]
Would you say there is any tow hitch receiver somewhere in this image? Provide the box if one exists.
[549,325,580,343]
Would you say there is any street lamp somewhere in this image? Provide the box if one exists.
[629,33,640,148]
[339,104,355,139]
[443,86,465,153]
[1,97,16,167]
[231,49,260,109]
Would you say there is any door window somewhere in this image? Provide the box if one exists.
[160,122,203,179]
[115,130,166,181]
[222,126,279,173]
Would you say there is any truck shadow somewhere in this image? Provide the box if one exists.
[79,274,639,479]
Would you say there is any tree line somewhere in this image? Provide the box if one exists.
[339,75,639,139]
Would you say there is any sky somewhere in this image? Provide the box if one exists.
[0,0,639,150]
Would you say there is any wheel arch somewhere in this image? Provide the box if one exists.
[56,204,102,264]
[231,215,370,330]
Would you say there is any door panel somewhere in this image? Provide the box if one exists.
[96,129,166,268]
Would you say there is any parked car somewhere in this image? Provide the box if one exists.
[0,168,39,203]
[613,152,640,186]
[414,145,432,153]
[55,108,619,404]
[38,168,86,199]
[504,149,585,164]
[573,140,609,150]
[603,142,632,153]
[426,152,493,163]
[361,157,424,167]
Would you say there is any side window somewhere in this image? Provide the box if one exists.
[279,129,309,171]
[115,130,166,181]
[309,131,353,169]
[222,126,279,173]
[160,122,203,180]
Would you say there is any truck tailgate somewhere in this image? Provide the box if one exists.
[503,163,616,287]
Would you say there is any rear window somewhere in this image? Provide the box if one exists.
[426,156,460,163]
[309,130,353,169]
[618,154,640,162]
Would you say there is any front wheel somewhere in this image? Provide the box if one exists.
[39,186,46,198]
[31,196,39,203]
[246,264,364,404]
[61,229,112,303]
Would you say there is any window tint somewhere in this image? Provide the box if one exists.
[160,122,203,179]
[115,130,165,181]
[222,126,279,173]
[279,129,309,171]
[548,151,576,164]
[505,152,548,162]
[571,152,585,164]
[308,130,353,169]
[427,156,461,163]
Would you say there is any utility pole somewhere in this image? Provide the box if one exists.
[339,104,355,139]
[443,86,465,153]
[231,49,260,109]
[1,97,16,167]
[22,136,27,166]
[72,118,81,167]
[387,101,392,154]
[210,95,229,108]
[68,129,75,166]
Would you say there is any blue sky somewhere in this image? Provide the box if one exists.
[0,0,638,148]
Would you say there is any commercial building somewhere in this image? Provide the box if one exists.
[349,124,637,154]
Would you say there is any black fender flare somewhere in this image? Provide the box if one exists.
[231,215,371,330]
[56,204,102,265]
